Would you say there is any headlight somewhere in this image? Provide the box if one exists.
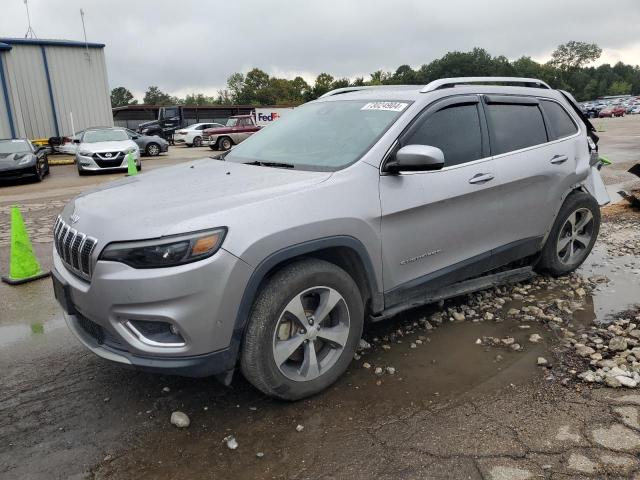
[124,147,137,154]
[78,150,92,156]
[100,228,227,268]
[17,155,34,165]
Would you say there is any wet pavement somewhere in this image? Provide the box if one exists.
[1,121,640,479]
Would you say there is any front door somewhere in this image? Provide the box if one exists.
[380,96,503,305]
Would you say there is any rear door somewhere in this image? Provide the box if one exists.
[380,95,504,304]
[483,95,580,256]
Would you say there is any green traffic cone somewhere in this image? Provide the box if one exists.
[599,155,612,166]
[126,152,138,176]
[1,206,50,285]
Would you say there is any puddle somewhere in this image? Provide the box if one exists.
[576,244,640,323]
[0,316,65,349]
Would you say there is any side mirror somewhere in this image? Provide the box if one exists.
[132,135,139,140]
[73,139,81,144]
[385,145,445,173]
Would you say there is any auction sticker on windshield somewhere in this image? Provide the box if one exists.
[361,102,408,112]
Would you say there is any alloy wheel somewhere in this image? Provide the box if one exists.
[557,208,594,265]
[272,286,350,382]
[147,144,160,156]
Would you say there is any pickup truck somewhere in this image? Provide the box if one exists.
[202,115,261,150]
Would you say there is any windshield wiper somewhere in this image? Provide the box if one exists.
[244,161,295,169]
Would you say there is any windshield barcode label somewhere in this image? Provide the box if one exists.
[361,102,408,112]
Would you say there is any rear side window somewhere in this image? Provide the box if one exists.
[485,103,547,155]
[404,104,483,167]
[540,100,578,139]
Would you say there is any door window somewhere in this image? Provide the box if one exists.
[540,100,578,139]
[404,103,483,167]
[485,103,547,155]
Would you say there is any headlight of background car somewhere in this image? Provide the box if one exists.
[100,228,227,268]
[17,155,35,165]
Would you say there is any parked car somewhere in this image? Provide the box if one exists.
[174,123,224,147]
[52,77,608,400]
[123,129,169,156]
[202,115,261,150]
[74,128,141,175]
[56,127,111,155]
[630,106,640,115]
[599,106,626,118]
[0,138,50,181]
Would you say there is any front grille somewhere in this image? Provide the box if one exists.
[93,152,124,169]
[77,314,124,350]
[77,314,104,343]
[53,216,97,280]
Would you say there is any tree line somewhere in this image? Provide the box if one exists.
[111,41,640,108]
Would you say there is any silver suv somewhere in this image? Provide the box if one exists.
[52,77,609,400]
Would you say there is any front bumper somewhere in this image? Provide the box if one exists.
[201,135,220,146]
[0,163,36,179]
[53,246,253,376]
[76,151,140,171]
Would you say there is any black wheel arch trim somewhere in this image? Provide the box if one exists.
[227,235,382,367]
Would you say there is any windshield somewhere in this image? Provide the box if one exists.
[226,118,238,127]
[225,100,409,171]
[83,129,129,143]
[0,140,31,154]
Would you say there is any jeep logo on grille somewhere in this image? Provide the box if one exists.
[104,152,112,158]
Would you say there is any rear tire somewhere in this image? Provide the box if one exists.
[146,142,160,156]
[241,259,364,400]
[535,191,600,276]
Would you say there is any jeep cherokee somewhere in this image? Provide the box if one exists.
[52,77,609,400]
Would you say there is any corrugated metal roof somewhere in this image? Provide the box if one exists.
[0,38,105,49]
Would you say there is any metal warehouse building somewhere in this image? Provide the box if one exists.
[0,38,113,140]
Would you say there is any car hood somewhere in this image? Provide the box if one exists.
[204,126,235,135]
[0,152,33,165]
[62,159,332,246]
[79,140,137,153]
[138,120,157,129]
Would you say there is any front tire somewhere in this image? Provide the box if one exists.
[218,136,233,151]
[193,136,202,147]
[535,191,600,276]
[241,259,364,400]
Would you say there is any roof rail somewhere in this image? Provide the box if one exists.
[319,86,383,98]
[420,77,551,93]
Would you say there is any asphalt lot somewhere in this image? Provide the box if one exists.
[1,119,640,480]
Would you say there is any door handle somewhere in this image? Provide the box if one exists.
[468,173,495,184]
[550,154,569,165]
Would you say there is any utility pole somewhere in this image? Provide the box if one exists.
[80,8,91,63]
[23,0,37,39]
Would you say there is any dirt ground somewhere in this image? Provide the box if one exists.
[1,118,639,480]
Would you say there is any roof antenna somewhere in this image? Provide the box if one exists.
[80,8,91,63]
[23,0,37,39]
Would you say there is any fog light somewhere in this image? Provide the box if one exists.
[124,319,186,347]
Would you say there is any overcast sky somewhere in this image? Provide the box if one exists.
[2,0,639,99]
